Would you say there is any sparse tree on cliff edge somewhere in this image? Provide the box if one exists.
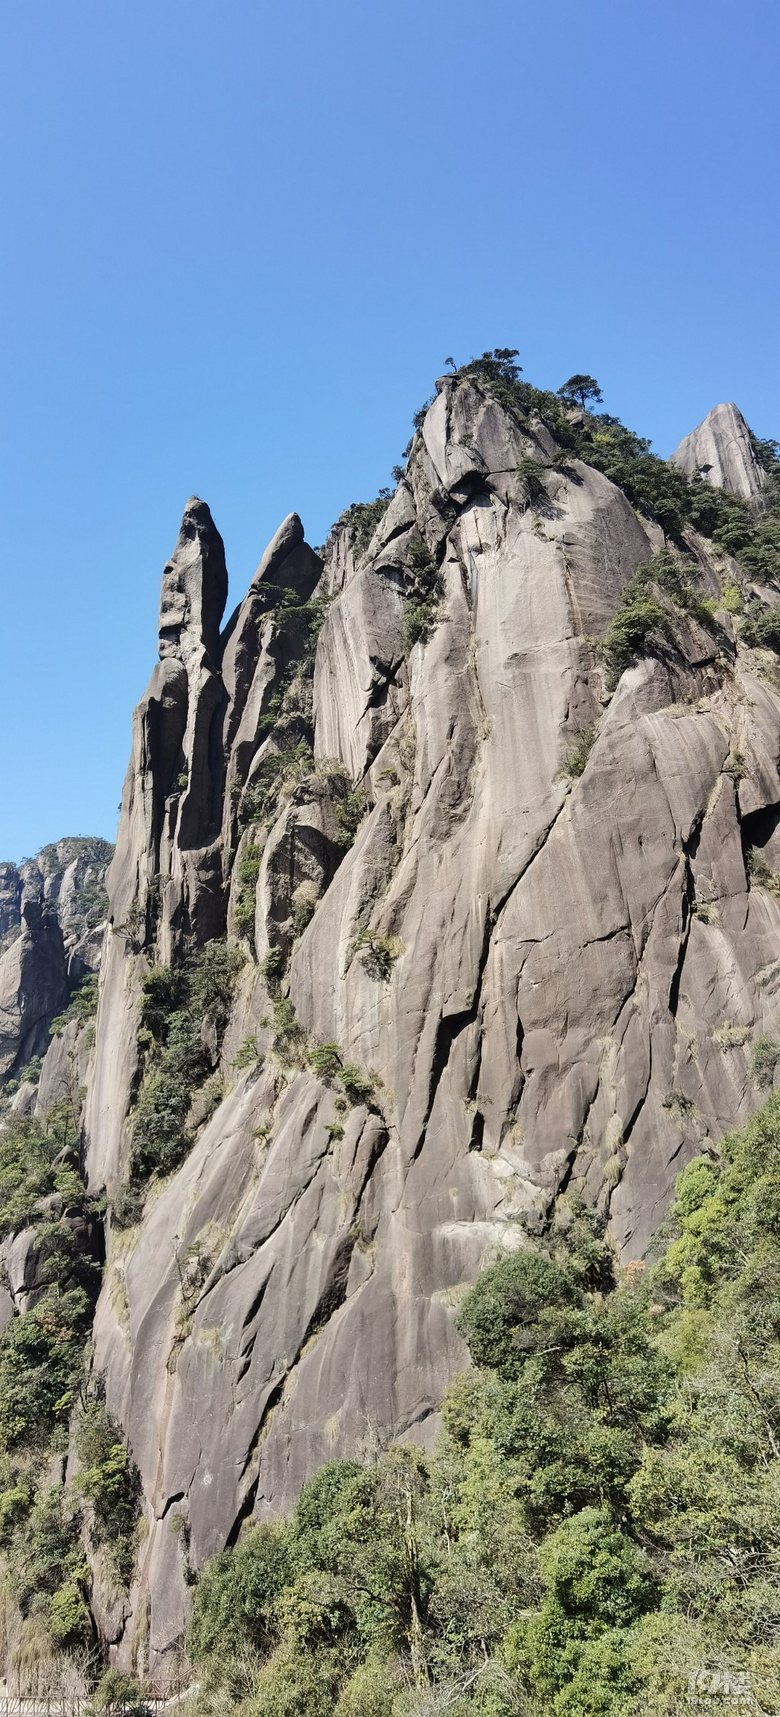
[558,373,603,409]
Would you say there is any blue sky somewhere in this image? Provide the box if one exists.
[1,0,778,859]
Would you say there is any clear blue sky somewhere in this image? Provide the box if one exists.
[1,0,778,860]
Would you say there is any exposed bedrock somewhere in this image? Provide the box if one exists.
[671,400,766,502]
[0,837,112,1080]
[54,381,780,1669]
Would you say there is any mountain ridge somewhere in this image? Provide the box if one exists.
[2,360,780,1684]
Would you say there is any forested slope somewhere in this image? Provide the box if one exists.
[186,1093,780,1714]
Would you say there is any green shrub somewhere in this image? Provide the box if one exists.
[561,724,597,778]
[131,1042,200,1181]
[538,1508,656,1629]
[601,597,671,688]
[455,1249,578,1379]
[264,995,307,1064]
[188,1522,290,1668]
[750,1034,780,1088]
[186,940,243,1032]
[74,1401,139,1584]
[48,1579,92,1648]
[138,962,184,1040]
[89,1667,147,1714]
[337,1063,375,1106]
[308,1043,344,1082]
[720,575,744,614]
[333,786,369,851]
[601,552,717,689]
[131,940,243,1182]
[516,455,548,507]
[741,599,780,651]
[240,1644,342,1716]
[50,973,99,1037]
[337,494,392,561]
[235,842,261,945]
[403,540,443,653]
[0,1105,84,1240]
[240,744,315,828]
[353,930,404,981]
[0,1286,92,1449]
[260,945,286,989]
[334,1657,399,1715]
[233,1035,259,1070]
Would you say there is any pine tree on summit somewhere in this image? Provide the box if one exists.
[558,372,603,409]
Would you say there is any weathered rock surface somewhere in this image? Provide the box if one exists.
[671,401,766,501]
[13,380,780,1674]
[0,902,69,1076]
[0,838,112,1081]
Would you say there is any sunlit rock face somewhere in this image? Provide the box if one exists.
[671,401,766,502]
[25,380,780,1672]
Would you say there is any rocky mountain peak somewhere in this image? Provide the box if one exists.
[6,359,780,1679]
[158,495,228,667]
[671,400,766,501]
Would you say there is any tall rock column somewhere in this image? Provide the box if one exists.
[86,499,229,1190]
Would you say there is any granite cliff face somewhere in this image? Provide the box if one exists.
[6,375,780,1676]
[0,838,112,1085]
[671,400,766,501]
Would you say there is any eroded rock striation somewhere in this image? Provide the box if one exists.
[7,377,780,1675]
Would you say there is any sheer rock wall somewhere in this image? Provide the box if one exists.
[23,382,780,1672]
[0,838,112,1080]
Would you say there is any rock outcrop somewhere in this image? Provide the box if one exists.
[671,401,766,501]
[9,373,780,1676]
[0,837,112,1080]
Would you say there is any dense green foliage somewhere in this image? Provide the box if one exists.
[234,843,261,945]
[130,939,243,1182]
[0,1099,139,1684]
[0,1106,100,1451]
[0,1476,92,1653]
[74,1401,139,1585]
[741,597,780,651]
[403,540,443,654]
[0,1102,83,1241]
[600,549,720,687]
[187,1094,780,1714]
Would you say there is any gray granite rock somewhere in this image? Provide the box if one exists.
[44,380,780,1673]
[671,401,766,501]
[0,902,68,1077]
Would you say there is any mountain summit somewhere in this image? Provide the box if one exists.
[3,358,780,1679]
